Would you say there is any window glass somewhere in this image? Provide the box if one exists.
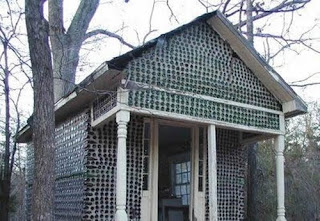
[173,161,191,205]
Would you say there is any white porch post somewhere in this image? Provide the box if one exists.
[115,110,130,221]
[208,125,218,221]
[275,135,287,221]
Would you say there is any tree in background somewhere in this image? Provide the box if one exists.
[0,0,30,220]
[195,0,315,59]
[49,0,134,102]
[257,102,320,219]
[284,102,320,220]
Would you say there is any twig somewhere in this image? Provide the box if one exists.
[236,0,311,28]
[84,29,135,49]
[166,0,179,23]
[290,82,320,87]
[290,72,320,84]
[222,0,232,14]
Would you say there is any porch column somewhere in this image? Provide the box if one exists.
[115,110,130,221]
[275,135,287,221]
[208,125,218,221]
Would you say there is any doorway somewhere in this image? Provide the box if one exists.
[158,124,192,221]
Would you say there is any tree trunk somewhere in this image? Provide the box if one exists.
[0,181,10,221]
[0,37,11,221]
[49,0,100,102]
[245,2,257,219]
[246,0,254,45]
[25,0,56,220]
[51,35,82,102]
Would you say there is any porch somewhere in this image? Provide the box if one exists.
[91,88,286,221]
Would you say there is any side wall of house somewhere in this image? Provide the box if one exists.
[25,111,89,220]
[54,111,89,220]
[26,112,144,221]
[205,128,246,220]
[84,114,144,221]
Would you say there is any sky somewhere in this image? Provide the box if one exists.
[1,0,320,121]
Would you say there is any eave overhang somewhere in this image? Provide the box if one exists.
[17,63,123,143]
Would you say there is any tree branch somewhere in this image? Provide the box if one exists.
[290,82,320,87]
[197,0,209,12]
[236,0,311,28]
[67,0,100,41]
[222,0,232,14]
[140,0,161,44]
[48,0,64,34]
[142,29,158,45]
[84,29,135,49]
[166,0,179,23]
[250,32,320,56]
[290,72,320,84]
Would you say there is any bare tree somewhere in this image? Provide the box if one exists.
[25,0,56,219]
[0,15,12,221]
[256,102,320,219]
[185,0,316,64]
[0,1,29,220]
[22,0,137,219]
[244,1,257,219]
[49,0,135,102]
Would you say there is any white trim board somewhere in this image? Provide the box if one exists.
[91,103,283,135]
[91,89,283,135]
[123,106,283,135]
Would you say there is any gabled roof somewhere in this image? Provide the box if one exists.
[107,11,307,117]
[17,10,307,143]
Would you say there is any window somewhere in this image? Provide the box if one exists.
[173,161,191,205]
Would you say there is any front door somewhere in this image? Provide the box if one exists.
[158,124,192,221]
[140,120,207,221]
